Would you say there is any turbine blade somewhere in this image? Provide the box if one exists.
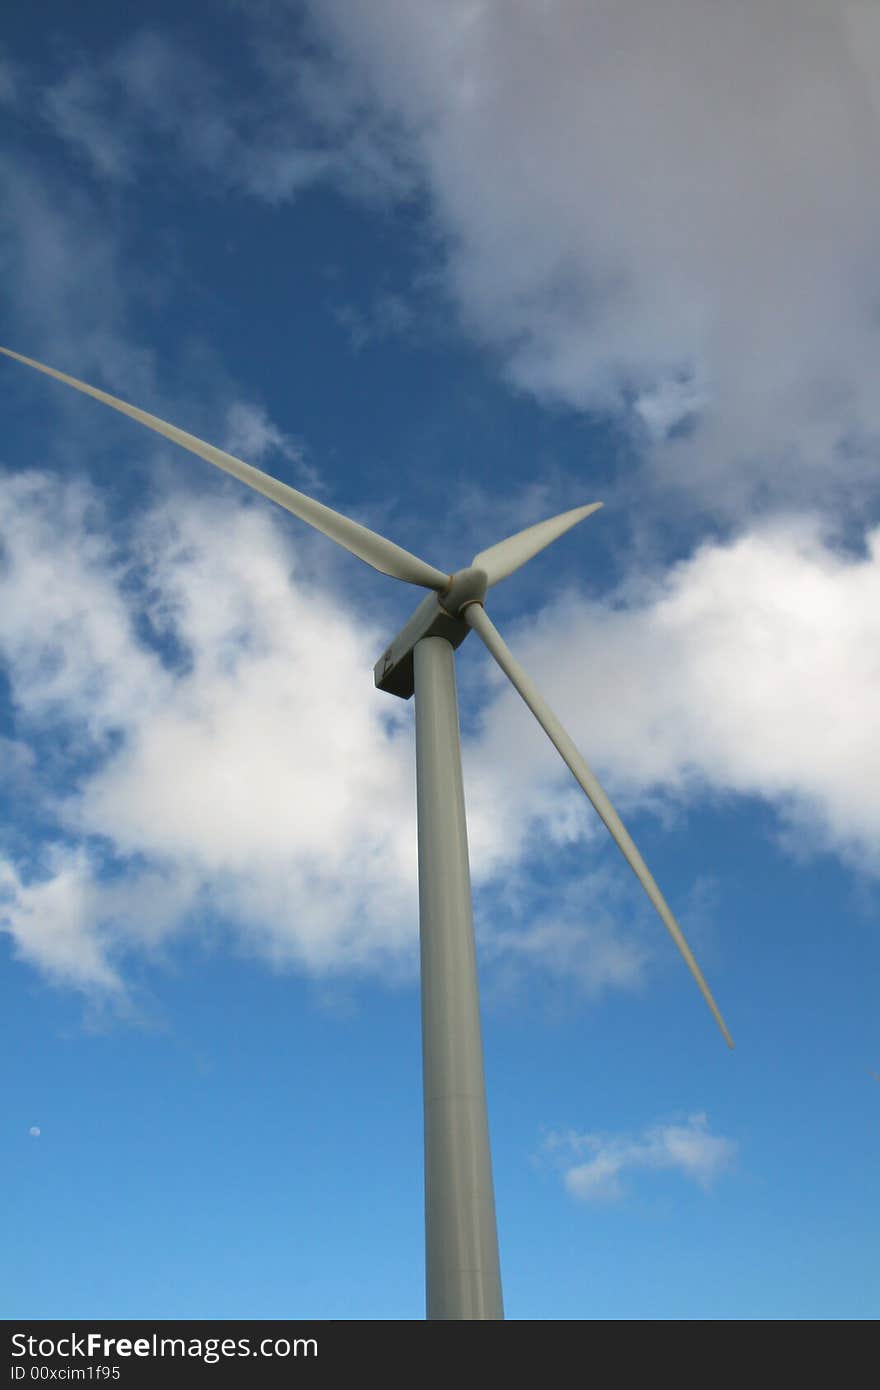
[0,346,450,592]
[472,502,602,587]
[465,603,734,1048]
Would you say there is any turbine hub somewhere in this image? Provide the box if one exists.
[439,566,488,617]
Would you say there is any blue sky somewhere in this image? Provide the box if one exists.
[1,1,879,1321]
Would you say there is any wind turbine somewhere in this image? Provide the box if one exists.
[0,344,733,1321]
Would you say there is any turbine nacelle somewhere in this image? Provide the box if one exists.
[372,566,492,699]
[375,592,470,700]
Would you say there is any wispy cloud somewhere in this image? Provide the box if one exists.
[33,26,409,207]
[40,30,320,196]
[545,1113,736,1202]
[332,291,416,353]
[0,49,20,106]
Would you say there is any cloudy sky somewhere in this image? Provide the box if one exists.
[1,1,878,1320]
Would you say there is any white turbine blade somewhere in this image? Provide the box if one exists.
[0,346,450,592]
[472,502,602,588]
[465,603,734,1048]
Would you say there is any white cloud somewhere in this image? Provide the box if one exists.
[545,1113,736,1202]
[3,466,877,998]
[0,472,422,992]
[306,0,880,518]
[475,513,880,875]
[0,851,124,993]
[0,472,163,737]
